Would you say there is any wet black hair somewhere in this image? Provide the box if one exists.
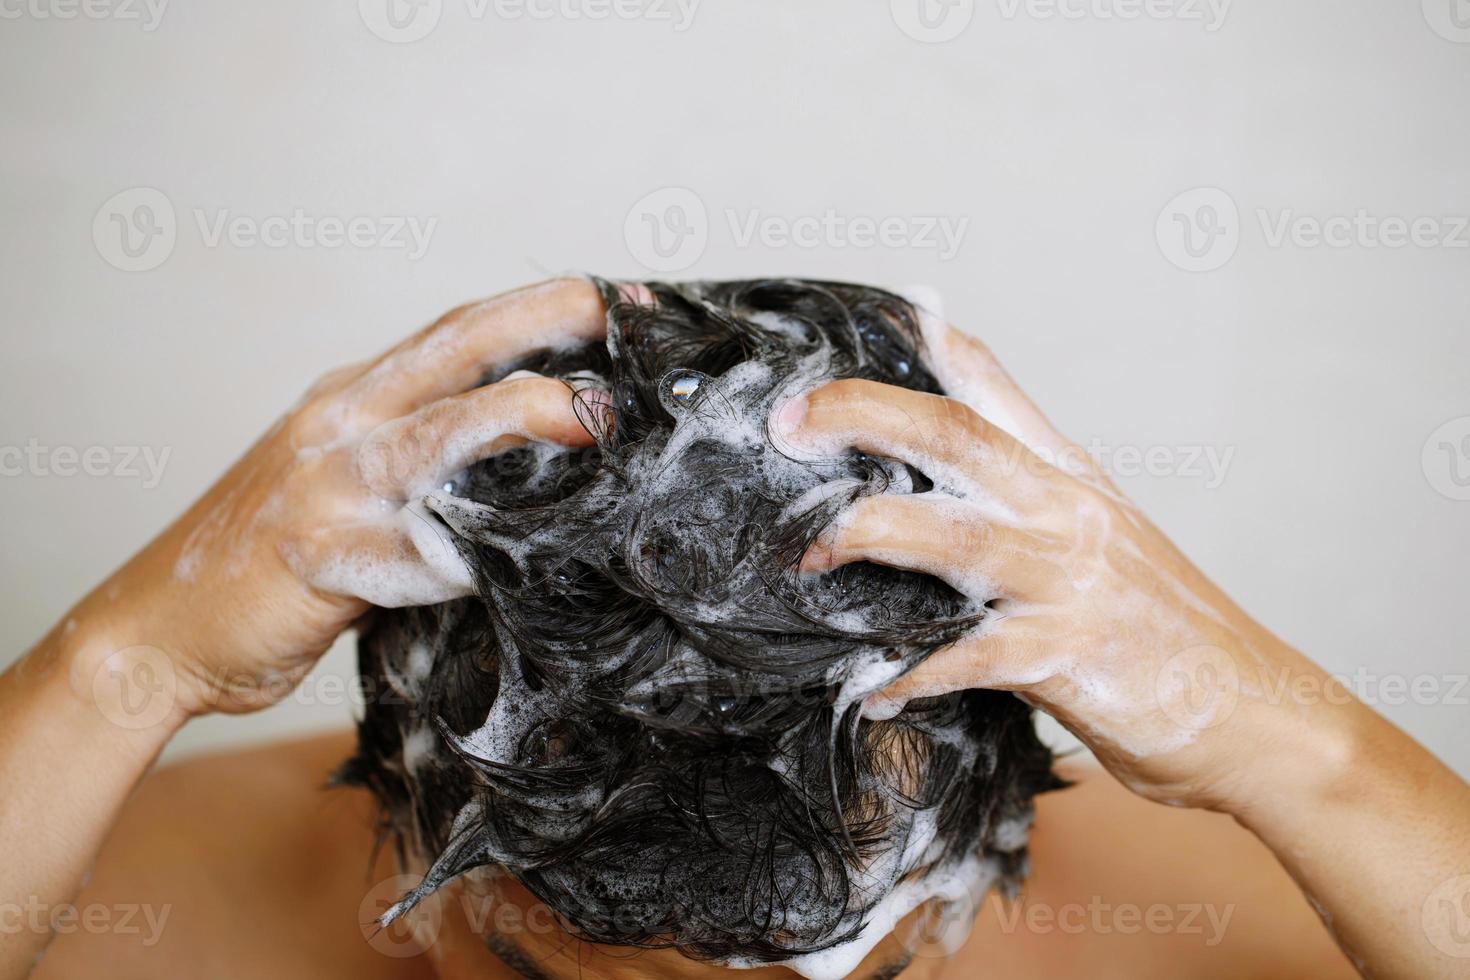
[338,278,1062,966]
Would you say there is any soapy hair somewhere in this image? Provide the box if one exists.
[337,278,1062,967]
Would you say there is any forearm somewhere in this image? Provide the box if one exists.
[0,613,185,980]
[1227,677,1470,980]
[0,282,604,979]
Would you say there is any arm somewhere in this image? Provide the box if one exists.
[774,321,1470,979]
[0,622,183,980]
[0,279,609,980]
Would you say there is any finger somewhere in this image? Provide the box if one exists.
[614,281,657,307]
[774,378,1048,513]
[288,501,475,608]
[357,375,600,501]
[300,359,372,403]
[801,492,1068,599]
[905,301,1092,474]
[861,620,1050,719]
[348,278,608,422]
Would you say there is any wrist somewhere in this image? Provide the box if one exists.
[1214,665,1373,833]
[61,556,233,721]
[43,611,192,756]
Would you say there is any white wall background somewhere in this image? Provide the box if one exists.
[1,0,1466,771]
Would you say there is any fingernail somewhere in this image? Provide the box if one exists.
[574,385,616,435]
[773,394,809,441]
[860,693,906,722]
[616,282,656,307]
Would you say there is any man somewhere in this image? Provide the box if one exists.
[4,279,1464,979]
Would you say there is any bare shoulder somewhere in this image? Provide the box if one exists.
[951,759,1359,979]
[33,730,422,980]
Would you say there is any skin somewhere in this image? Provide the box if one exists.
[1,278,1466,979]
[0,279,609,979]
[27,735,1356,980]
[775,325,1470,978]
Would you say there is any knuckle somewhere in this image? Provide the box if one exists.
[824,377,885,404]
[435,300,481,329]
[955,327,1000,363]
[838,499,886,551]
[503,373,569,402]
[289,395,357,448]
[503,376,578,427]
[357,417,436,496]
[354,429,399,495]
[929,394,984,435]
[957,519,994,556]
[302,360,364,401]
[289,362,389,448]
[542,275,593,296]
[414,299,490,347]
[810,378,890,427]
[844,494,919,553]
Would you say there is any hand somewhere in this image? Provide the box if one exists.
[60,278,607,719]
[775,317,1351,812]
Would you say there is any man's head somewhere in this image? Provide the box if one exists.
[339,279,1060,977]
